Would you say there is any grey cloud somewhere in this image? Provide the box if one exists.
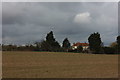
[2,2,118,45]
[119,2,120,35]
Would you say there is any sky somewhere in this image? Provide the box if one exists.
[2,2,118,46]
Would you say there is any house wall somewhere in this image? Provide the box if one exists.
[82,46,89,50]
[72,46,89,51]
[72,46,77,50]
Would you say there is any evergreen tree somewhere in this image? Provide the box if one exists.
[117,36,120,54]
[46,31,55,43]
[88,32,102,54]
[45,31,61,52]
[62,38,71,52]
[62,38,71,48]
[117,36,120,46]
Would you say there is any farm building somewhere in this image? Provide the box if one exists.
[72,42,89,51]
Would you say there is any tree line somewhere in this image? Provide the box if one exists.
[2,31,120,54]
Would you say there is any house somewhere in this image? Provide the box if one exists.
[72,42,89,51]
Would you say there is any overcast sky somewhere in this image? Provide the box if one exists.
[2,2,118,46]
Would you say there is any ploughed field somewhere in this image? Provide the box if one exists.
[2,51,118,78]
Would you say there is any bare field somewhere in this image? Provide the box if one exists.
[2,51,118,78]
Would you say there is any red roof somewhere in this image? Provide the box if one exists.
[73,42,89,46]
